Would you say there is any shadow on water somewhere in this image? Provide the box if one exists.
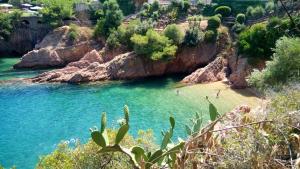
[118,74,188,89]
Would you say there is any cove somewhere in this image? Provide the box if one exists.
[0,57,260,168]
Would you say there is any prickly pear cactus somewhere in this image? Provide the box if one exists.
[90,105,185,169]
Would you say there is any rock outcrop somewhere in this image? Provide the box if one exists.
[30,30,230,83]
[14,26,102,69]
[181,57,228,84]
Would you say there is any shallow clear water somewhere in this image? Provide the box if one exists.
[0,57,260,168]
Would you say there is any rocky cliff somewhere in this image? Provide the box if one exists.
[30,32,229,83]
[14,26,103,69]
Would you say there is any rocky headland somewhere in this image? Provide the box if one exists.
[11,24,257,89]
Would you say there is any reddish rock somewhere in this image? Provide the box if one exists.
[182,57,227,84]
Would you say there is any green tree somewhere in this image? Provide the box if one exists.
[207,16,221,30]
[39,0,74,27]
[236,13,246,24]
[117,0,136,16]
[214,6,231,17]
[131,29,178,61]
[164,24,184,45]
[184,25,204,46]
[249,37,300,89]
[94,0,124,38]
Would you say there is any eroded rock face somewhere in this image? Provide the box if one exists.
[30,31,230,83]
[229,57,250,89]
[14,48,63,68]
[182,57,228,84]
[14,26,102,69]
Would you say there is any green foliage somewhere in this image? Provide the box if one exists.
[117,0,135,16]
[131,29,178,61]
[68,24,79,42]
[265,1,275,14]
[164,24,184,45]
[37,129,157,169]
[238,17,296,59]
[90,105,185,169]
[238,23,269,59]
[231,23,246,34]
[246,6,265,19]
[204,30,217,43]
[236,13,245,24]
[94,0,124,38]
[207,16,221,30]
[214,6,231,17]
[184,25,204,46]
[8,0,23,6]
[249,37,300,90]
[0,10,22,41]
[106,19,153,49]
[39,0,74,27]
[170,0,190,15]
[202,3,218,16]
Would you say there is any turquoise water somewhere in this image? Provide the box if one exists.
[0,58,259,168]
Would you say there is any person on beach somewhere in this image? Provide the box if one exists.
[216,89,221,98]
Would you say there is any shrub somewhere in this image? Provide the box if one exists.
[0,10,22,41]
[106,29,122,48]
[231,23,246,34]
[202,3,218,16]
[247,6,265,19]
[37,129,157,169]
[131,29,178,61]
[94,0,124,38]
[204,30,217,43]
[238,23,269,59]
[117,0,136,16]
[184,25,204,46]
[249,37,300,89]
[236,13,246,24]
[265,1,275,14]
[39,0,74,27]
[207,16,221,30]
[164,24,184,45]
[68,24,79,42]
[214,6,231,17]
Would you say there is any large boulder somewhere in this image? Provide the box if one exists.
[182,57,228,84]
[14,48,63,68]
[229,57,250,88]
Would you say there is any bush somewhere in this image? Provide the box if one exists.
[184,25,204,46]
[94,0,124,38]
[238,23,269,59]
[164,24,184,45]
[214,6,231,17]
[204,30,217,43]
[249,37,300,89]
[0,10,22,41]
[68,24,78,42]
[39,0,74,27]
[247,6,265,19]
[37,129,157,169]
[207,16,221,30]
[231,23,246,34]
[117,0,136,16]
[202,3,218,16]
[131,29,178,61]
[236,13,246,24]
[265,1,275,14]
